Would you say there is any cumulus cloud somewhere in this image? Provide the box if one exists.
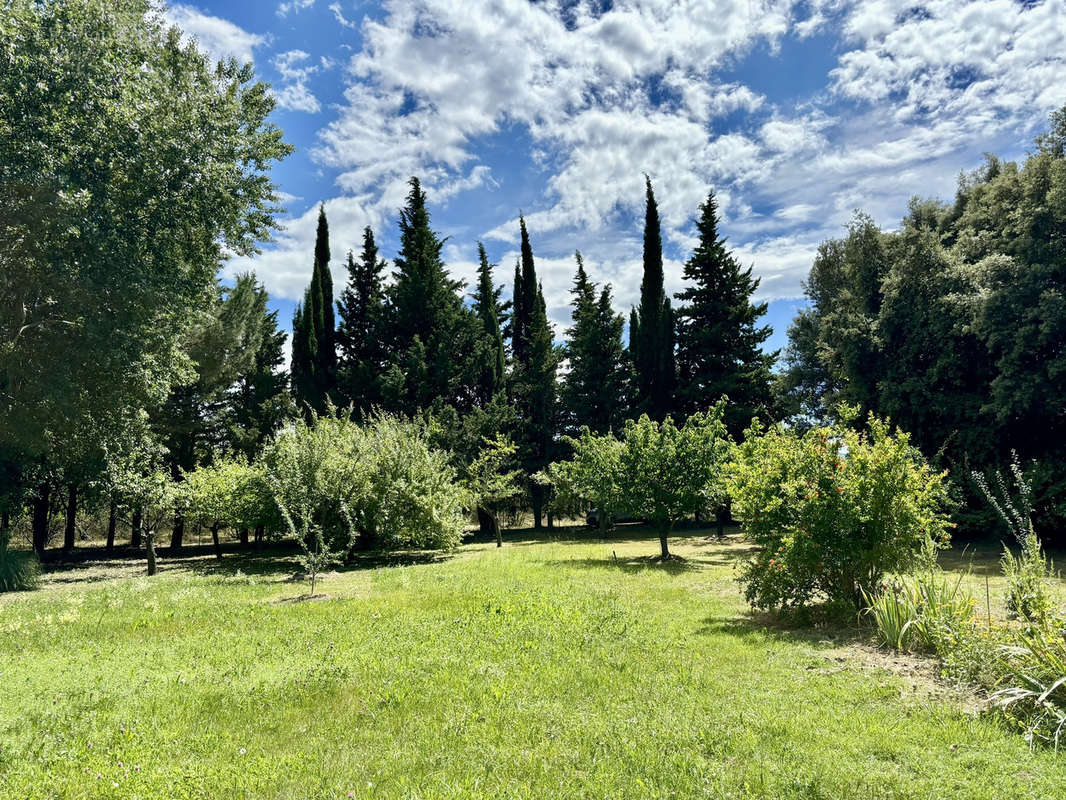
[272,49,322,113]
[164,4,266,65]
[242,0,1066,310]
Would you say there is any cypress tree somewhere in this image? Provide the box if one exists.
[561,252,626,434]
[291,205,338,413]
[675,190,775,435]
[313,205,337,376]
[471,242,506,405]
[631,176,676,420]
[337,227,388,416]
[512,216,538,364]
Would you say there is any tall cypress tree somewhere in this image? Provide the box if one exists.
[509,217,559,528]
[471,242,506,405]
[561,252,626,434]
[630,176,676,420]
[337,226,388,416]
[675,190,776,435]
[314,205,337,376]
[386,177,480,412]
[291,205,337,414]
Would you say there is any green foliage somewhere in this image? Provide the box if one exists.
[464,435,522,544]
[862,572,975,652]
[181,458,271,553]
[337,227,389,416]
[291,205,338,415]
[993,625,1066,750]
[630,177,675,420]
[781,107,1066,538]
[675,189,776,434]
[0,528,39,592]
[276,494,353,597]
[540,427,625,530]
[0,0,290,510]
[560,252,628,435]
[974,457,1054,628]
[729,413,952,611]
[617,405,733,557]
[470,242,508,406]
[264,411,465,553]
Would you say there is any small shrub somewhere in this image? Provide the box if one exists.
[862,581,919,650]
[729,411,952,612]
[0,530,40,592]
[862,571,975,652]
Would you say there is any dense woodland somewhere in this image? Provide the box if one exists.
[2,0,1065,568]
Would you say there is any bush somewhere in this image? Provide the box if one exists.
[729,412,952,611]
[862,571,975,652]
[265,411,466,553]
[0,529,40,592]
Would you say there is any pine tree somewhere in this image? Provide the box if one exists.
[561,252,626,434]
[631,176,676,420]
[511,216,538,364]
[337,226,388,416]
[675,190,776,435]
[471,242,506,405]
[386,177,480,412]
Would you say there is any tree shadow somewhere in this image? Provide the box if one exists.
[697,608,865,648]
[545,553,703,575]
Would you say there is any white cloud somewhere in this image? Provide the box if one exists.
[242,0,1066,312]
[272,49,322,113]
[277,0,315,17]
[164,4,266,65]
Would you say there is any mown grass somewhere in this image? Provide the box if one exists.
[1,528,1064,799]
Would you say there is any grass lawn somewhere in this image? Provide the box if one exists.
[1,528,1063,799]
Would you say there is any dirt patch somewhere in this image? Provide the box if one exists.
[821,641,987,713]
[272,592,335,605]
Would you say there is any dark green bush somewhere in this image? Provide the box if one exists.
[0,531,40,592]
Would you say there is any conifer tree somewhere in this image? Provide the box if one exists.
[675,190,775,434]
[337,227,388,416]
[630,177,676,420]
[561,252,626,434]
[511,216,539,364]
[386,178,480,412]
[291,205,338,414]
[471,242,507,405]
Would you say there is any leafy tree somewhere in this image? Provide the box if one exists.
[541,428,624,532]
[675,190,776,435]
[337,227,389,417]
[0,0,290,553]
[464,435,523,546]
[618,405,733,559]
[630,177,676,420]
[181,458,268,559]
[561,252,627,435]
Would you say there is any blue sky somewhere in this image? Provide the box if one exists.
[165,0,1066,358]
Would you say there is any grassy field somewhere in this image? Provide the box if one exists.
[2,527,1063,799]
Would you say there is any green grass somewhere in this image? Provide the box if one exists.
[2,529,1064,799]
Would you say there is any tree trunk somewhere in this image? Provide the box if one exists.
[715,508,726,540]
[31,482,51,557]
[1,509,8,536]
[211,523,222,560]
[239,527,249,546]
[63,484,77,551]
[254,524,264,549]
[659,523,672,559]
[599,511,609,534]
[145,531,157,576]
[170,514,184,551]
[131,507,143,548]
[547,511,554,529]
[106,500,117,551]
[477,506,495,538]
[493,513,502,548]
[531,486,544,530]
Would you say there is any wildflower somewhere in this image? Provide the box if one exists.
[239,747,247,756]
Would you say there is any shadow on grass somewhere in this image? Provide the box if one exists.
[548,553,704,575]
[698,608,865,649]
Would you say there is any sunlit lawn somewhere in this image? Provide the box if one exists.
[1,527,1063,799]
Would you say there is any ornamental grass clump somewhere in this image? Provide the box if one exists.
[0,528,40,592]
[729,410,952,613]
